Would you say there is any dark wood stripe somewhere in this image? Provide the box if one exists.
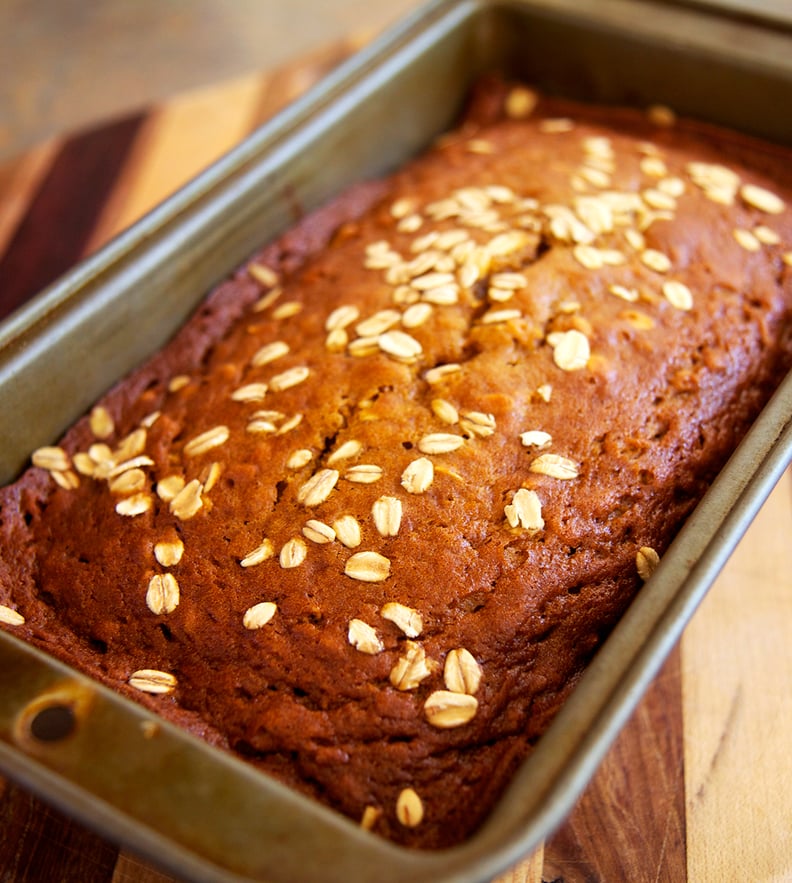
[0,781,119,882]
[542,646,687,882]
[0,145,56,255]
[0,113,145,322]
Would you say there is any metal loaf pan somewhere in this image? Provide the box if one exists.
[2,1,792,880]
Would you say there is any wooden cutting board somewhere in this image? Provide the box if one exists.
[0,36,791,883]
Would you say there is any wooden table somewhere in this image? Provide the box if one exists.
[0,37,791,883]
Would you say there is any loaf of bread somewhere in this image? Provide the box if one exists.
[2,78,792,848]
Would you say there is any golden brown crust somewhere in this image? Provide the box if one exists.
[3,79,792,847]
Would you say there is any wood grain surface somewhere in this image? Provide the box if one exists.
[0,35,790,883]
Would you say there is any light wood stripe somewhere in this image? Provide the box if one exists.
[111,851,175,882]
[86,36,367,257]
[85,72,267,254]
[682,470,792,881]
[494,846,544,883]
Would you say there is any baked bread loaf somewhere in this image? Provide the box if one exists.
[2,78,792,848]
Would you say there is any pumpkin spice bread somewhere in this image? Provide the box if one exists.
[2,79,792,848]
